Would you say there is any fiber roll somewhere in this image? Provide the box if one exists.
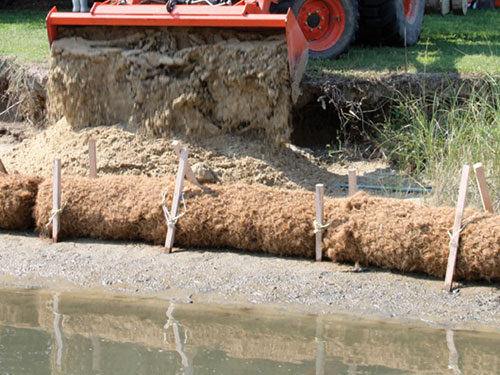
[0,174,42,230]
[33,176,324,257]
[324,193,500,281]
[33,175,500,281]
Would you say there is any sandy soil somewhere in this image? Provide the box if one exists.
[2,118,413,198]
[0,231,498,332]
[48,27,295,144]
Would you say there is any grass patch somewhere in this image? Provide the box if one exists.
[309,9,500,75]
[0,8,498,75]
[0,10,50,63]
[376,76,499,209]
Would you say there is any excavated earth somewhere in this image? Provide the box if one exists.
[48,27,294,144]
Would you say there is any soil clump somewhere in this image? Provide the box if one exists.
[48,27,293,144]
[4,118,395,194]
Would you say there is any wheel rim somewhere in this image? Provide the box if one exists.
[297,0,346,52]
[404,0,417,23]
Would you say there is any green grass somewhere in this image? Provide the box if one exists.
[1,8,499,74]
[309,9,500,75]
[376,76,500,209]
[0,10,50,63]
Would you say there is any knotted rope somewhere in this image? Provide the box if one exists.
[45,202,67,228]
[313,218,335,234]
[161,190,187,230]
[447,212,481,247]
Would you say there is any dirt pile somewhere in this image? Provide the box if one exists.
[31,175,500,281]
[4,118,383,194]
[48,27,294,144]
[0,174,42,229]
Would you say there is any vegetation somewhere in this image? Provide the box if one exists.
[310,9,500,75]
[0,10,49,63]
[377,76,499,209]
[0,8,499,74]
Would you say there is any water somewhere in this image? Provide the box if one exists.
[0,289,498,375]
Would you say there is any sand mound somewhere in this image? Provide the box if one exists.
[47,27,294,144]
[32,175,500,281]
[4,118,383,194]
[0,174,42,229]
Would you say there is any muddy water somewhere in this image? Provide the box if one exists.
[0,289,499,375]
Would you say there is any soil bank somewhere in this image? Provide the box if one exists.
[0,231,498,333]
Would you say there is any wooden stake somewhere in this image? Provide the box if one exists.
[165,147,188,253]
[348,169,357,197]
[443,165,470,292]
[52,159,62,243]
[88,138,97,178]
[473,163,493,213]
[172,140,202,189]
[315,184,324,262]
[0,158,7,174]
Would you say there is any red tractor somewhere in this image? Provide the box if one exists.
[273,0,425,58]
[47,0,425,64]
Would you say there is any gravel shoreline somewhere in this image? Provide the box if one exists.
[0,231,498,332]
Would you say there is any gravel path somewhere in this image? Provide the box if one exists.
[0,231,498,332]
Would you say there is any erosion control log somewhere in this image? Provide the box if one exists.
[33,175,500,282]
[0,174,42,230]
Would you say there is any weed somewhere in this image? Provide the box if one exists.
[377,75,499,209]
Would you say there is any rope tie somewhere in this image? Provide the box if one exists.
[313,219,335,234]
[447,212,481,247]
[45,202,67,228]
[161,190,187,230]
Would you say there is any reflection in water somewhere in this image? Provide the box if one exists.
[446,329,462,375]
[0,288,499,375]
[164,303,193,375]
[315,318,325,375]
[52,293,64,368]
[91,336,101,374]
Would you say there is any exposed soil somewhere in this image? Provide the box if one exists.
[3,118,398,196]
[0,58,48,125]
[0,231,498,332]
[48,27,295,144]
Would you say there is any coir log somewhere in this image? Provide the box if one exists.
[32,175,500,282]
[0,174,42,229]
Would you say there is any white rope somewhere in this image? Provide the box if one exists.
[313,219,335,234]
[447,212,481,247]
[161,190,187,230]
[45,202,67,228]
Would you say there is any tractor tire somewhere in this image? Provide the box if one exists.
[451,0,468,14]
[358,0,425,46]
[291,0,359,59]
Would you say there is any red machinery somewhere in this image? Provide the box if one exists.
[46,0,308,85]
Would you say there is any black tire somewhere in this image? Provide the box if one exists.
[289,0,359,59]
[358,0,425,46]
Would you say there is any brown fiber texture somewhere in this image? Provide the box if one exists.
[0,174,42,229]
[324,192,500,282]
[34,176,500,281]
